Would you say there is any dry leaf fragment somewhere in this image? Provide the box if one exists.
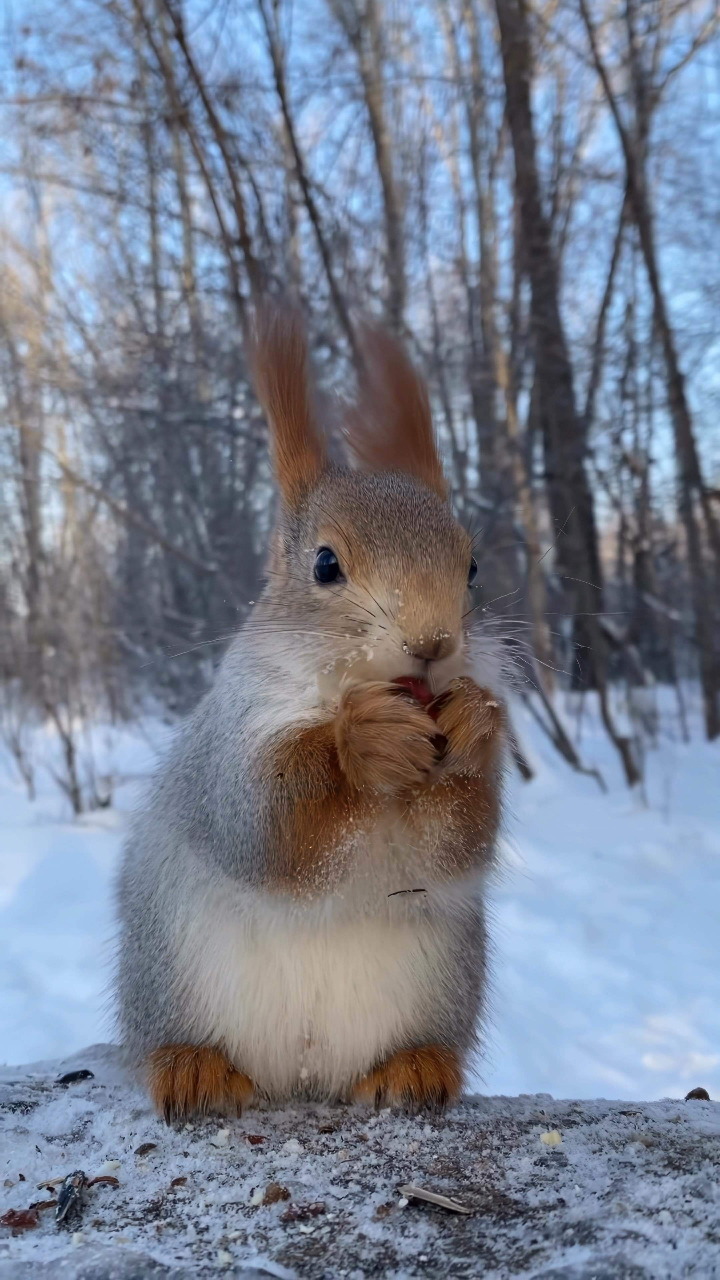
[374,1202,394,1219]
[2,1193,56,1232]
[398,1184,472,1215]
[134,1143,158,1157]
[1,1207,40,1232]
[246,1135,265,1145]
[170,1177,187,1188]
[280,1201,326,1223]
[263,1183,291,1206]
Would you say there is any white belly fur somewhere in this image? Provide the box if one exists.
[172,868,475,1099]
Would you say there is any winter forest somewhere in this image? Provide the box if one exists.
[1,0,720,1093]
[1,0,719,800]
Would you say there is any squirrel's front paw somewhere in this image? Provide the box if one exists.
[430,678,504,770]
[147,1044,255,1123]
[335,681,443,793]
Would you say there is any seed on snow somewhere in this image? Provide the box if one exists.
[540,1130,562,1147]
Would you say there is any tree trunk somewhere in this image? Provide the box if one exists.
[494,0,640,784]
[342,0,406,333]
[461,0,553,684]
[258,0,359,363]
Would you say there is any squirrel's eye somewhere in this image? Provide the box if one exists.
[314,547,342,584]
[468,557,478,587]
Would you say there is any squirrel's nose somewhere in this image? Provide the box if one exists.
[403,634,457,662]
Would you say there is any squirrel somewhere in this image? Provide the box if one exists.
[115,309,508,1120]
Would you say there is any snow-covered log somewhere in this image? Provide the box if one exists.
[1,1046,718,1278]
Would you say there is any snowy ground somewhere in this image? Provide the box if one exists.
[2,1045,719,1278]
[0,687,718,1103]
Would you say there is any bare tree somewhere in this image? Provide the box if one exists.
[579,0,720,740]
[328,0,407,332]
[494,0,640,783]
[1,0,718,802]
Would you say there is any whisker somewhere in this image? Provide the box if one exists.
[536,507,575,566]
[342,594,380,621]
[480,588,522,609]
[141,633,240,665]
[314,502,354,563]
[363,585,392,625]
[462,601,486,622]
[558,574,603,592]
[532,654,570,677]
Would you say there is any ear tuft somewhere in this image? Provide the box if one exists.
[346,325,447,499]
[251,305,326,506]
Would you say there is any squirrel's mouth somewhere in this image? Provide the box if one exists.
[393,675,447,729]
[393,675,433,705]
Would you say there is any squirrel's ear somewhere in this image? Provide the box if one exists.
[252,306,326,507]
[346,324,447,499]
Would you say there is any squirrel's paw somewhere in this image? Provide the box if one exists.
[352,1044,462,1113]
[146,1044,255,1123]
[430,678,504,770]
[335,681,443,793]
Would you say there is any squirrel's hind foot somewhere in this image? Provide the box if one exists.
[147,1044,255,1123]
[351,1044,462,1114]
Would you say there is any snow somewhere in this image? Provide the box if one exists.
[487,690,720,1104]
[1,1045,719,1277]
[0,719,170,1064]
[0,689,719,1104]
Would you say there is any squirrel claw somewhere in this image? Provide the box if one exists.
[147,1044,254,1121]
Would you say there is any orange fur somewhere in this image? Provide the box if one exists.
[261,683,448,891]
[396,679,505,875]
[335,681,442,793]
[432,678,505,772]
[347,325,447,498]
[265,720,366,889]
[403,771,501,875]
[147,1044,254,1123]
[352,1044,463,1111]
[252,307,326,507]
